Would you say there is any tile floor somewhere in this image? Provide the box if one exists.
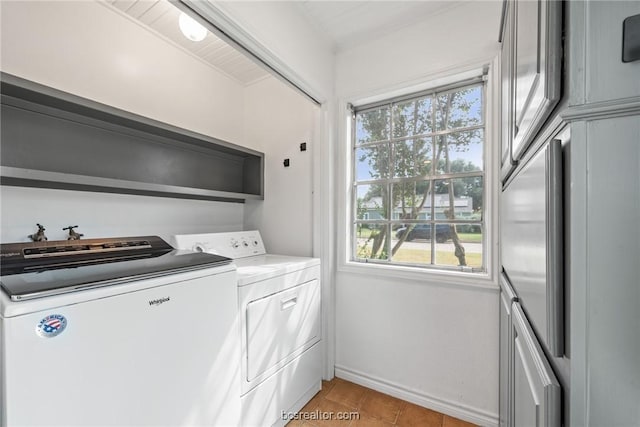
[287,378,477,427]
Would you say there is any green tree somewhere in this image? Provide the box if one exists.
[356,87,482,266]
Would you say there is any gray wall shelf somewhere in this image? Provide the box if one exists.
[0,73,264,203]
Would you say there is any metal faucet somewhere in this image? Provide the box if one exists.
[29,224,48,242]
[63,226,84,241]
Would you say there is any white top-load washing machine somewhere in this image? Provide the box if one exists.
[0,236,241,426]
[172,230,322,427]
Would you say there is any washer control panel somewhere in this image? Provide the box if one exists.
[172,230,266,259]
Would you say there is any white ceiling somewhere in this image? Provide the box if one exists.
[103,0,270,85]
[102,0,469,85]
[294,1,464,52]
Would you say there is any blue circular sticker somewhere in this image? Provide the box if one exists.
[36,314,67,338]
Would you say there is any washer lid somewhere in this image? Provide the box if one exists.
[1,240,231,301]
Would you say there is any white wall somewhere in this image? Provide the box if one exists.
[336,273,499,420]
[333,2,502,425]
[0,0,248,243]
[0,1,320,249]
[242,77,318,257]
[203,1,334,103]
[0,0,244,144]
[0,187,242,243]
[336,1,501,98]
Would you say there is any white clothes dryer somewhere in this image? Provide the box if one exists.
[172,231,322,427]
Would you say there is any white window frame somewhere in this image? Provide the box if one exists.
[337,64,500,288]
[351,78,486,273]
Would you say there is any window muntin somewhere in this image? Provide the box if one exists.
[351,81,485,273]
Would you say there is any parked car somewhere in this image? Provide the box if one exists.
[395,224,452,243]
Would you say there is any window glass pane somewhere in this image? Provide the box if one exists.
[355,144,389,181]
[356,184,388,220]
[433,180,455,220]
[435,130,483,173]
[394,223,432,241]
[355,223,389,261]
[392,97,432,138]
[434,224,483,269]
[356,107,390,144]
[392,181,431,221]
[392,139,432,178]
[436,86,483,131]
[434,177,483,219]
[351,81,486,274]
[391,225,432,265]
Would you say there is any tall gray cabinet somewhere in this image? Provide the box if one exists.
[499,1,640,426]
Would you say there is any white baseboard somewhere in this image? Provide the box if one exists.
[334,365,498,427]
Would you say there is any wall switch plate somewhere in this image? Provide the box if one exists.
[622,13,640,63]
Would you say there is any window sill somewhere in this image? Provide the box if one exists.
[338,260,499,291]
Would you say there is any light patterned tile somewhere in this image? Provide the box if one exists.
[359,390,404,424]
[317,379,338,398]
[305,399,358,427]
[349,413,395,427]
[325,380,368,409]
[292,378,474,427]
[443,414,477,427]
[396,402,444,427]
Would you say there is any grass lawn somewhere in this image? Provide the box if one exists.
[356,228,482,244]
[355,228,376,238]
[357,246,482,268]
[456,233,483,244]
[392,247,482,268]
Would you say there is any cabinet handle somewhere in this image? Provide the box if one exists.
[281,296,298,310]
[546,139,564,357]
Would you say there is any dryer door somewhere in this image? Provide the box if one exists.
[246,279,320,381]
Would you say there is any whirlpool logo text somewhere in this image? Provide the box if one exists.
[148,297,170,306]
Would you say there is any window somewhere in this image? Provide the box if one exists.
[351,79,485,273]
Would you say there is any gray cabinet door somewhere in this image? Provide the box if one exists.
[502,138,564,357]
[510,0,562,161]
[512,302,561,427]
[500,0,516,182]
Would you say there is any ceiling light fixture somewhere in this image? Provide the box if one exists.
[179,12,207,42]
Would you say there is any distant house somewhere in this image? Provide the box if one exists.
[359,195,475,221]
